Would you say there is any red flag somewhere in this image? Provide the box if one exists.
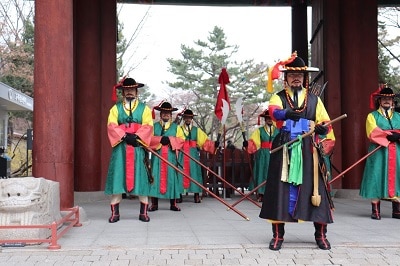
[214,68,231,121]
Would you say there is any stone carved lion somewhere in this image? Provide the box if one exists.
[0,177,61,240]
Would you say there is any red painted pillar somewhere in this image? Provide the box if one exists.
[33,0,74,208]
[322,0,343,189]
[339,0,378,188]
[74,0,102,191]
[99,0,117,190]
[74,0,116,191]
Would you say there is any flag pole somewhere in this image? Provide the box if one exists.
[223,124,226,199]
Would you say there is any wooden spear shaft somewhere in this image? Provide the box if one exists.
[328,145,382,185]
[228,180,266,209]
[138,140,250,221]
[270,114,347,154]
[179,149,261,208]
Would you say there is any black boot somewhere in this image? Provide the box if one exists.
[269,223,284,251]
[170,199,181,211]
[176,194,183,203]
[392,201,400,219]
[257,194,263,202]
[148,197,158,212]
[194,193,201,203]
[139,202,150,222]
[314,222,331,250]
[371,201,381,220]
[108,203,120,223]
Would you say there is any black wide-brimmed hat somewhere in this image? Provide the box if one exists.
[374,87,395,98]
[258,109,271,125]
[154,102,178,112]
[121,78,144,89]
[181,109,197,117]
[370,86,397,109]
[280,51,319,73]
[112,77,145,101]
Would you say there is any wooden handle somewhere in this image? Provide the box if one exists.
[270,114,347,154]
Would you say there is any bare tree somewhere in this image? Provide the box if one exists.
[378,7,400,89]
[0,0,34,176]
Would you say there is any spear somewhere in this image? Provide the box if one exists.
[234,97,256,190]
[235,97,247,142]
[270,114,348,154]
[179,149,261,208]
[136,139,250,221]
[215,98,230,148]
[228,180,266,209]
[328,145,382,185]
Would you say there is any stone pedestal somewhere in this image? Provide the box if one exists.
[0,177,62,241]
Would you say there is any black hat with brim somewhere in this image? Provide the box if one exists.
[259,109,271,118]
[121,78,144,89]
[154,102,178,112]
[280,56,319,73]
[374,87,395,98]
[258,109,271,125]
[181,109,197,117]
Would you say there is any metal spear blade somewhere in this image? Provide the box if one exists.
[221,99,230,125]
[235,97,244,123]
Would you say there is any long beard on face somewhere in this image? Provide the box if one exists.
[290,85,302,91]
[125,96,136,101]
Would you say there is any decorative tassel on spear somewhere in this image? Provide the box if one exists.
[214,68,231,147]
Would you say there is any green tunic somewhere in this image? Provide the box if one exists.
[105,102,151,196]
[149,122,184,199]
[360,111,400,199]
[248,126,279,194]
[178,127,203,193]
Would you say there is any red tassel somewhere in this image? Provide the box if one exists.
[218,68,230,85]
[111,76,126,102]
[369,84,384,110]
[280,51,297,65]
[112,85,118,102]
[215,68,231,121]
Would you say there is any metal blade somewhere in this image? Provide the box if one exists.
[221,99,230,125]
[235,97,244,123]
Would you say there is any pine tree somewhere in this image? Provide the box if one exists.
[166,26,272,143]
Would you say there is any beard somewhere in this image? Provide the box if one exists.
[125,96,136,101]
[290,85,302,91]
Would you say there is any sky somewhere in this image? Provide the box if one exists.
[118,4,301,97]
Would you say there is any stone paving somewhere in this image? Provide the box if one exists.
[1,192,400,265]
